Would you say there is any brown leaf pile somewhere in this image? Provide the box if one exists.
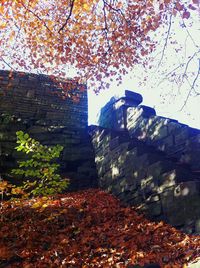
[0,189,199,267]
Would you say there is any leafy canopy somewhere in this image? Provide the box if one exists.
[0,0,198,92]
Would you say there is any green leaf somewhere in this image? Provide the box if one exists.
[11,131,67,197]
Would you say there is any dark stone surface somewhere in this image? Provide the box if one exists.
[125,90,143,105]
[0,71,97,190]
[90,125,200,234]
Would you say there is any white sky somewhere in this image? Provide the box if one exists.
[88,11,200,129]
[88,75,200,129]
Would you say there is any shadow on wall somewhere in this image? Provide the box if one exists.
[0,70,97,191]
[90,91,200,234]
[98,91,200,171]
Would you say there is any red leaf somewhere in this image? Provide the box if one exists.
[176,2,184,11]
[182,11,190,19]
[159,3,164,10]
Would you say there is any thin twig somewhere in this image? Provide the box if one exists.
[0,57,16,71]
[157,64,184,86]
[102,0,111,51]
[180,18,198,48]
[104,0,126,19]
[158,13,173,67]
[58,0,75,33]
[21,1,52,33]
[181,50,200,84]
[180,58,200,110]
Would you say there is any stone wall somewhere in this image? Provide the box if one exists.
[0,70,97,190]
[92,91,200,233]
[0,70,87,127]
[126,106,200,172]
[98,91,200,173]
[90,126,200,234]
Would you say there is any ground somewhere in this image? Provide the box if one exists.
[0,189,199,267]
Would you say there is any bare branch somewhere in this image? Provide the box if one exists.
[180,18,198,48]
[180,58,200,110]
[157,63,184,86]
[0,57,16,71]
[181,50,200,84]
[158,13,173,67]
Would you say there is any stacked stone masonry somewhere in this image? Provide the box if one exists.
[90,126,200,234]
[1,69,200,235]
[0,70,88,127]
[0,70,97,190]
[98,91,200,172]
[94,91,200,234]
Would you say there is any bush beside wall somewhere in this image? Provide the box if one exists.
[0,70,97,190]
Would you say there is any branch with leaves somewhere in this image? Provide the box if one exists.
[0,0,199,94]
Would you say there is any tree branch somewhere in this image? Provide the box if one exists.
[20,2,52,33]
[103,0,126,19]
[180,58,200,110]
[181,50,200,84]
[180,17,198,48]
[158,13,173,67]
[0,56,16,71]
[58,0,75,33]
[102,0,111,51]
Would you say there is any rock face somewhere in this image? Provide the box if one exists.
[91,90,200,234]
[0,70,97,190]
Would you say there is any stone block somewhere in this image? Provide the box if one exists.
[174,181,200,197]
[159,168,196,190]
[147,161,173,179]
[188,133,200,146]
[147,201,162,217]
[174,127,189,145]
[167,121,187,135]
[146,194,160,203]
[161,187,200,227]
[125,90,143,105]
[127,107,143,125]
[109,134,129,150]
[27,126,48,134]
[159,170,177,190]
[185,151,200,170]
[133,169,147,182]
[128,117,150,136]
[195,219,200,233]
[141,175,159,197]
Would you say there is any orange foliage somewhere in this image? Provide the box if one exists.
[0,189,199,267]
[0,0,198,93]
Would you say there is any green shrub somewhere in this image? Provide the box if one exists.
[12,131,69,197]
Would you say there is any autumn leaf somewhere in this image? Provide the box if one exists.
[176,2,184,11]
[0,0,198,95]
[192,0,199,4]
[182,11,191,19]
[0,189,200,267]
